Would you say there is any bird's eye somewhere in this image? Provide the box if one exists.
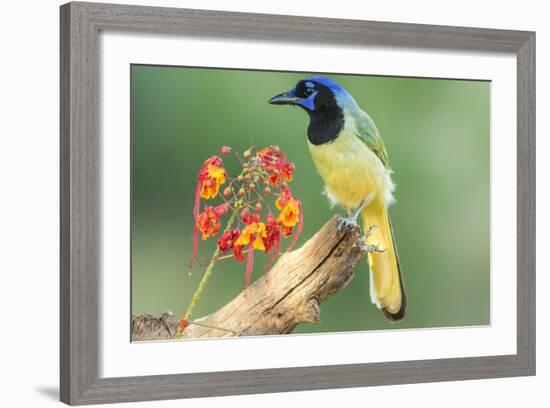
[304,87,314,96]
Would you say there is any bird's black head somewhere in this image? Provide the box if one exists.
[268,78,339,114]
[268,77,345,145]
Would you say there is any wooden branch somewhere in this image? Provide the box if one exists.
[132,215,367,341]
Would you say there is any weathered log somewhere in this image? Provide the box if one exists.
[132,215,368,341]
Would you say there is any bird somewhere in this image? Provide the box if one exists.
[269,77,406,321]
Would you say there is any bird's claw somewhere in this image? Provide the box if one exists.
[337,216,358,231]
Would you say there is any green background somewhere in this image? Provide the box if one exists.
[131,65,490,334]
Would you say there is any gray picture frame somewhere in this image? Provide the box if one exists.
[60,1,536,405]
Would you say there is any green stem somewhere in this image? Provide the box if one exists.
[183,208,239,321]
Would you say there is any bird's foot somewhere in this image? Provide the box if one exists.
[337,194,375,232]
[337,216,358,231]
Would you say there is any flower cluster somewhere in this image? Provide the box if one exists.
[189,145,303,289]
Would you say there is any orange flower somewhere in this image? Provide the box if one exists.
[190,147,303,279]
[190,156,226,269]
[196,206,220,240]
[277,197,301,227]
[200,163,226,199]
[257,147,271,157]
[235,222,267,251]
[234,221,267,290]
[275,187,292,210]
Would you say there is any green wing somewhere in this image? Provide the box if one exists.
[354,109,390,169]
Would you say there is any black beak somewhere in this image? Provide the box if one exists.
[268,91,299,105]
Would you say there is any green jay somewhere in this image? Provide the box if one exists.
[269,77,406,321]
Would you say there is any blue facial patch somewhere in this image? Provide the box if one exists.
[298,90,318,111]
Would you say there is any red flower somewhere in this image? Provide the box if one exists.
[262,214,283,274]
[263,214,282,254]
[233,244,245,262]
[281,225,293,237]
[217,229,240,252]
[240,209,259,225]
[268,173,280,185]
[280,162,295,182]
[189,146,303,283]
[257,146,295,186]
[196,206,221,240]
[190,156,226,268]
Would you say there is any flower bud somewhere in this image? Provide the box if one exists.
[248,182,256,190]
[238,187,245,196]
[243,149,252,158]
[223,187,232,197]
[220,146,230,155]
[264,187,271,195]
[271,145,280,153]
[255,203,262,212]
[215,203,229,216]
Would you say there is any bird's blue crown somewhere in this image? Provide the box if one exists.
[305,77,356,109]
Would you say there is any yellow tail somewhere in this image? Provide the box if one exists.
[362,202,406,321]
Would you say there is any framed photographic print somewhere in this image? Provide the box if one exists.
[60,1,536,405]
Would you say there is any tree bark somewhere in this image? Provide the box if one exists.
[132,215,368,341]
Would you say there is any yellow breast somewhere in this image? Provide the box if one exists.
[307,127,394,211]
